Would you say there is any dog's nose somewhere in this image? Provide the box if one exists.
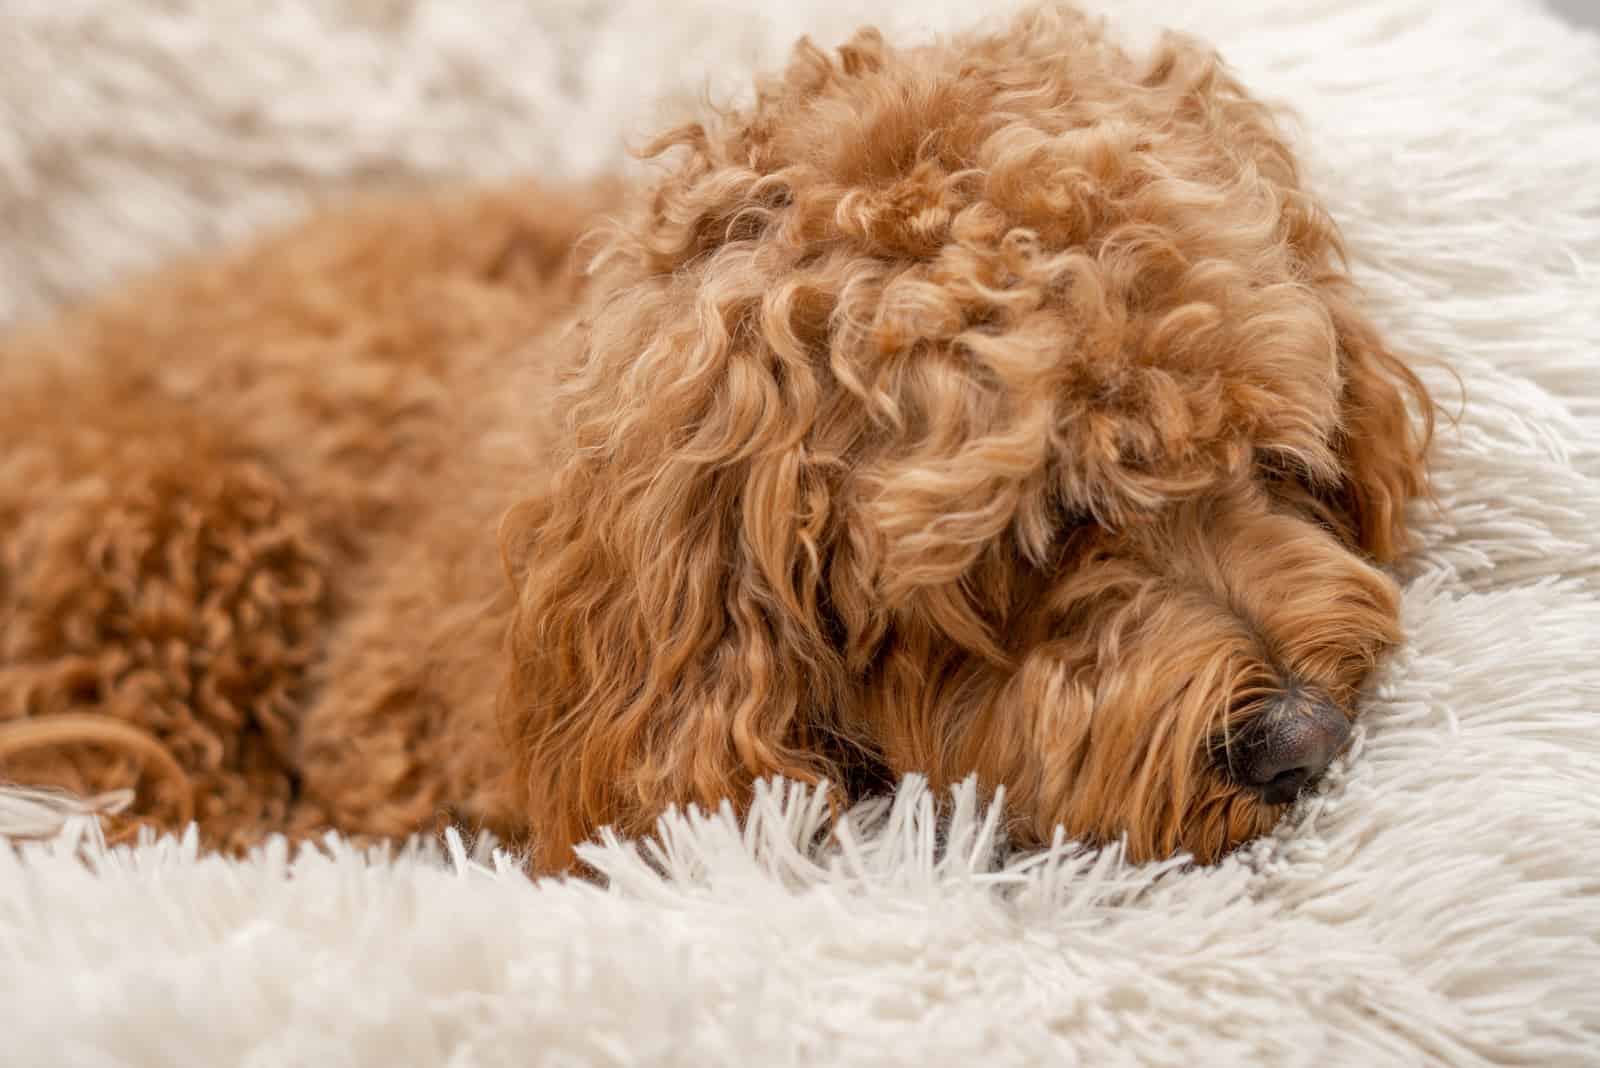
[1227,697,1351,805]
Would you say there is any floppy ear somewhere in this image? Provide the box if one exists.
[495,198,862,872]
[496,302,857,869]
[1318,294,1433,563]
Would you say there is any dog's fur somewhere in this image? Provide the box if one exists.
[0,7,1429,871]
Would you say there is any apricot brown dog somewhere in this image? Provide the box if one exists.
[0,5,1430,871]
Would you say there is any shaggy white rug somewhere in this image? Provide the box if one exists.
[2,0,1599,1064]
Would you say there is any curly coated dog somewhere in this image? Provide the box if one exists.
[0,5,1430,871]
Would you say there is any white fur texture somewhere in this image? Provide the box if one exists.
[2,1,1598,1064]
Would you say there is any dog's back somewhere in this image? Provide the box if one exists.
[0,181,611,847]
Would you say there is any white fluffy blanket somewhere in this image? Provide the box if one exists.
[2,1,1598,1064]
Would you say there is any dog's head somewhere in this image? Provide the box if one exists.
[503,5,1431,868]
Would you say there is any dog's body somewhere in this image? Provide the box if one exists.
[0,7,1429,870]
[0,184,614,850]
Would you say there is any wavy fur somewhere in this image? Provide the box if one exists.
[0,5,1430,871]
[500,6,1431,868]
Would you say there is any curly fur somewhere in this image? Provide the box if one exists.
[0,5,1430,870]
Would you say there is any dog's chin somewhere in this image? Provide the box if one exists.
[995,767,1285,866]
[1171,781,1288,865]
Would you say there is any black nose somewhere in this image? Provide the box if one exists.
[1225,696,1351,805]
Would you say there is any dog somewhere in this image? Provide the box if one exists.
[0,5,1430,871]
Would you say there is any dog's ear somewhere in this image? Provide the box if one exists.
[1317,294,1432,563]
[496,266,854,870]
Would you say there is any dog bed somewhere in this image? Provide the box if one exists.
[1,0,1597,1063]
